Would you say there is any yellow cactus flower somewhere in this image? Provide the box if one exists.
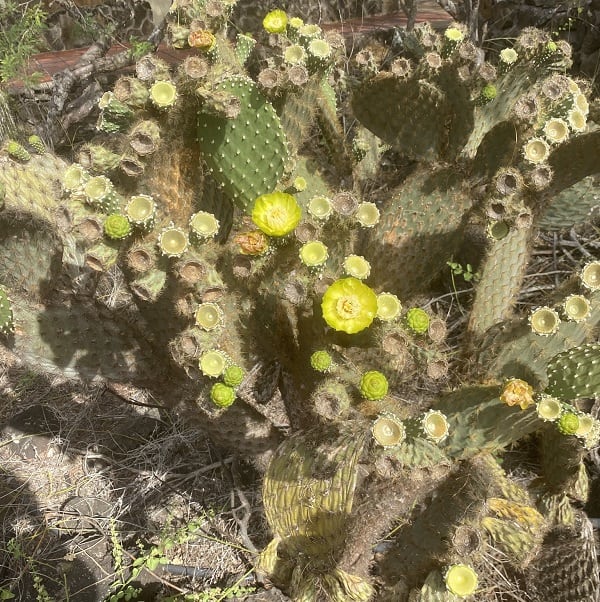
[252,191,302,237]
[321,277,378,334]
[263,9,288,34]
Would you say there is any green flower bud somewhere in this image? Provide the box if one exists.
[405,307,430,335]
[104,214,131,239]
[359,370,388,400]
[211,383,236,408]
[223,365,245,388]
[557,412,579,436]
[310,350,333,373]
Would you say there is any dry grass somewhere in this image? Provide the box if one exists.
[0,348,265,600]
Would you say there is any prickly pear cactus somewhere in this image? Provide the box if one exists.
[2,5,600,602]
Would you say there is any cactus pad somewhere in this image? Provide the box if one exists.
[546,343,600,400]
[197,76,288,212]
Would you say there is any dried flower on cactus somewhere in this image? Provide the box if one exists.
[390,58,412,78]
[187,29,213,52]
[495,168,523,196]
[252,191,302,237]
[321,277,378,334]
[528,164,553,190]
[523,137,550,164]
[500,378,535,410]
[513,93,539,122]
[478,62,497,81]
[234,230,270,256]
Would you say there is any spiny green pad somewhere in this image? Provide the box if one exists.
[197,76,288,212]
[262,426,365,558]
[538,176,600,231]
[436,385,540,459]
[352,75,449,161]
[546,343,600,400]
[6,140,30,162]
[0,286,14,334]
[387,437,448,468]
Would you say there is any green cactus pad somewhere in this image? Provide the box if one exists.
[546,343,600,399]
[0,286,14,334]
[262,425,365,558]
[352,74,449,161]
[12,302,159,383]
[480,291,600,387]
[538,176,600,231]
[387,437,449,469]
[197,76,288,212]
[436,385,540,459]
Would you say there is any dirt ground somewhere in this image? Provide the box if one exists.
[0,347,284,601]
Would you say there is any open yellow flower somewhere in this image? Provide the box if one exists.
[251,191,302,237]
[263,9,288,34]
[321,277,377,334]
